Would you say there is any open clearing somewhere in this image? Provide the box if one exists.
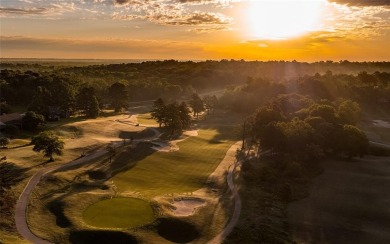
[83,197,155,228]
[288,156,390,243]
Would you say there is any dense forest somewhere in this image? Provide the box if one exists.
[1,60,389,114]
[1,60,390,243]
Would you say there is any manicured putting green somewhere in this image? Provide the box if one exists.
[83,197,154,228]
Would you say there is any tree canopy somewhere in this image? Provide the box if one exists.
[31,131,64,162]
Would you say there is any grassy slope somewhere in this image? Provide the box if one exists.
[113,127,236,197]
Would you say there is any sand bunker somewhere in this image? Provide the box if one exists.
[183,130,198,137]
[373,120,390,128]
[171,198,206,216]
[152,130,198,152]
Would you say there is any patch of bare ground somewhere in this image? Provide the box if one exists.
[288,156,390,244]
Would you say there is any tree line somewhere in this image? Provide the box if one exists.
[241,95,368,161]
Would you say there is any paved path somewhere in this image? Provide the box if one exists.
[15,120,160,243]
[207,163,242,244]
[370,140,390,149]
[207,142,243,244]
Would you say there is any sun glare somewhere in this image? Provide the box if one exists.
[246,0,326,40]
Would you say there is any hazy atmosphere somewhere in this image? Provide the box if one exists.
[1,0,390,60]
[1,1,389,244]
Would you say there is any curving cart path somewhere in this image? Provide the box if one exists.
[207,161,242,244]
[15,120,160,243]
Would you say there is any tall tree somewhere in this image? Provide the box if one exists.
[178,102,192,129]
[22,111,45,131]
[203,95,218,114]
[340,125,369,159]
[28,86,51,116]
[31,131,64,162]
[151,98,166,127]
[337,100,361,125]
[77,87,100,118]
[189,93,204,119]
[108,82,128,112]
[165,103,183,135]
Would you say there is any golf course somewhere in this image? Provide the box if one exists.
[9,107,241,244]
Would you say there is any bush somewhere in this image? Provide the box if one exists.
[0,137,10,148]
[22,111,45,131]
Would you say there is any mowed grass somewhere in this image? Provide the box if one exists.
[113,127,236,197]
[137,113,157,126]
[83,197,154,229]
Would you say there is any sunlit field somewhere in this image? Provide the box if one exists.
[112,127,237,197]
[83,197,155,228]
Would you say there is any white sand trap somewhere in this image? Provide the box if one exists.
[171,198,206,216]
[151,141,177,152]
[152,130,198,152]
[373,120,390,128]
[183,130,198,137]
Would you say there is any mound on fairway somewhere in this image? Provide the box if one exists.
[113,127,236,197]
[83,198,154,228]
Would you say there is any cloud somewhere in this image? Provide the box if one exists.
[187,26,232,33]
[0,7,49,15]
[0,36,209,59]
[329,0,390,6]
[0,2,76,16]
[161,12,230,25]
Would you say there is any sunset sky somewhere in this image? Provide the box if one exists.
[1,0,389,61]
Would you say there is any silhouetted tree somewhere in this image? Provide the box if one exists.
[189,93,204,119]
[151,98,166,127]
[77,87,100,118]
[22,111,45,131]
[0,137,10,148]
[340,125,369,159]
[108,82,128,112]
[203,95,218,114]
[337,99,361,125]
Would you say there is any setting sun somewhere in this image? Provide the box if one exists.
[246,0,326,40]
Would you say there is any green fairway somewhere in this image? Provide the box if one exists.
[83,198,154,228]
[112,127,236,197]
[137,113,157,125]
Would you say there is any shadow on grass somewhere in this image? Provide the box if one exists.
[201,124,240,143]
[118,129,155,140]
[47,200,72,228]
[69,230,138,244]
[108,141,156,176]
[9,143,31,149]
[156,218,200,243]
[0,161,29,190]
